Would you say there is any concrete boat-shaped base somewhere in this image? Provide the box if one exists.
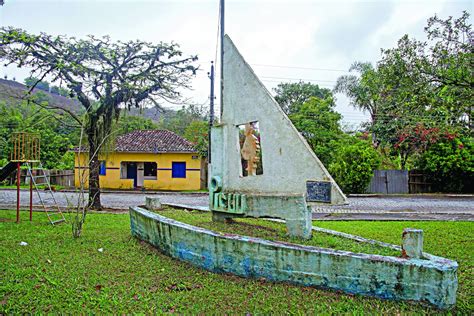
[129,207,457,309]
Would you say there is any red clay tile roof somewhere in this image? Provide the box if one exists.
[116,130,196,153]
[73,130,197,153]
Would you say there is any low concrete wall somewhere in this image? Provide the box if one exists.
[129,207,458,309]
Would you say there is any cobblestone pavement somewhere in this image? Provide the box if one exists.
[0,189,472,220]
[313,195,474,214]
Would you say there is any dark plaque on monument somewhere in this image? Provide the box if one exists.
[306,181,331,203]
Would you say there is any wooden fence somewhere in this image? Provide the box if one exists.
[367,170,409,194]
[408,170,432,193]
[2,169,74,188]
[366,170,435,194]
[48,169,74,188]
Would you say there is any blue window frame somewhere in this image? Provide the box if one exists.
[99,161,106,176]
[172,162,186,178]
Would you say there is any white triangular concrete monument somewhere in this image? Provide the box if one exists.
[210,35,347,239]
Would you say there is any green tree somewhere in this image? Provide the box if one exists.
[273,81,332,115]
[157,104,208,137]
[0,101,21,164]
[329,140,382,193]
[114,114,158,135]
[418,11,472,127]
[378,11,472,123]
[335,12,472,170]
[1,27,197,210]
[50,85,70,97]
[415,133,473,193]
[183,120,208,157]
[24,76,50,92]
[289,96,343,165]
[0,100,77,169]
[25,76,71,97]
[334,62,382,132]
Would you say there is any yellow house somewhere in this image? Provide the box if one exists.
[74,130,203,191]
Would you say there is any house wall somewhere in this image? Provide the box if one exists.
[74,152,201,191]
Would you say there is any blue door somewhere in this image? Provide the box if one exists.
[99,161,106,175]
[172,162,186,178]
[127,162,137,187]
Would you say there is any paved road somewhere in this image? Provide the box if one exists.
[0,189,207,210]
[0,189,472,220]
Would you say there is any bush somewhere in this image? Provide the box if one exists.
[415,135,473,193]
[329,140,381,194]
[56,151,75,170]
[0,158,7,168]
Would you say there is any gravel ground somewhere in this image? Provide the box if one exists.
[0,189,472,220]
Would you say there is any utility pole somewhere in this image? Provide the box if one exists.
[208,62,215,163]
[219,0,224,119]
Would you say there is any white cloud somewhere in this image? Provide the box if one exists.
[0,0,471,124]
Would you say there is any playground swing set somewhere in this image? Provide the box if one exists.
[0,132,65,224]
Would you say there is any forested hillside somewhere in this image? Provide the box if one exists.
[0,78,208,170]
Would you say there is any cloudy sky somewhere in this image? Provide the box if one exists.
[0,0,471,126]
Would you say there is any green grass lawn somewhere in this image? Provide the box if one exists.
[0,184,65,190]
[1,209,472,314]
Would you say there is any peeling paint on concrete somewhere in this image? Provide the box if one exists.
[402,228,423,259]
[210,35,347,205]
[207,34,349,238]
[130,207,458,309]
[209,174,313,239]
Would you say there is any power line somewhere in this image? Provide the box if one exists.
[211,0,221,120]
[260,76,337,83]
[260,79,334,88]
[214,1,220,68]
[252,63,349,73]
[219,0,224,118]
[296,114,457,124]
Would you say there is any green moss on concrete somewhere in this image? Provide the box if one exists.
[136,207,458,309]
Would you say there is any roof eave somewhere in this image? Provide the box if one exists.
[71,150,199,154]
[116,150,198,154]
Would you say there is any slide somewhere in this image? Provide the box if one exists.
[0,161,22,182]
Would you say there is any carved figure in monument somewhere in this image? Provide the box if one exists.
[240,123,260,176]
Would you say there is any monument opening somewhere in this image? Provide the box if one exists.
[238,121,263,177]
